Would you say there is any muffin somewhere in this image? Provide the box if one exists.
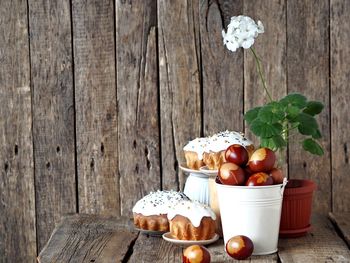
[132,190,189,232]
[167,200,216,240]
[183,131,254,170]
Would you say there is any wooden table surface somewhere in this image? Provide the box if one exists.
[37,213,350,263]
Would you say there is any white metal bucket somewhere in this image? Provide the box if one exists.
[216,178,287,255]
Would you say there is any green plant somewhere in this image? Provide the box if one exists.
[244,93,324,155]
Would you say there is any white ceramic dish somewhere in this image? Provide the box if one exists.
[179,163,208,176]
[134,227,167,237]
[162,232,219,246]
[199,166,218,177]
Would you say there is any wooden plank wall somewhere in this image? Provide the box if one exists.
[0,0,349,261]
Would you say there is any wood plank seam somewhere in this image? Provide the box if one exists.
[120,232,140,263]
[329,212,350,249]
[26,0,37,256]
[69,0,80,215]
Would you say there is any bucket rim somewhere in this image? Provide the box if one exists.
[215,182,284,189]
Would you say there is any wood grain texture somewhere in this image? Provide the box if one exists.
[208,239,278,262]
[329,212,350,247]
[158,0,201,190]
[72,0,119,215]
[278,214,350,262]
[330,0,350,212]
[200,0,244,135]
[287,0,331,213]
[37,214,137,263]
[116,0,160,217]
[28,0,76,251]
[244,0,288,175]
[128,234,182,263]
[0,0,37,262]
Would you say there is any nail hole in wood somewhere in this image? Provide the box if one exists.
[344,143,348,164]
[100,143,104,154]
[46,162,51,170]
[135,164,139,174]
[303,162,307,168]
[145,147,151,170]
[106,113,112,121]
[56,146,60,153]
[14,145,18,155]
[4,162,9,172]
[90,158,95,169]
[133,140,137,149]
[90,260,95,263]
[174,160,178,171]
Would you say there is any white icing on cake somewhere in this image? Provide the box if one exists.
[183,137,211,160]
[167,200,216,227]
[132,190,189,216]
[183,130,253,160]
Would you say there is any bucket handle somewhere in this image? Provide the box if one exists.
[280,178,288,196]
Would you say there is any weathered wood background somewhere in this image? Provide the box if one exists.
[0,0,349,261]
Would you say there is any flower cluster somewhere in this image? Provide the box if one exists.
[222,15,264,52]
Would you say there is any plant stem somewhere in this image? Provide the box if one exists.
[250,47,273,102]
[282,123,299,134]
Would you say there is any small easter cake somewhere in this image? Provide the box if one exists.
[132,190,189,232]
[167,200,216,240]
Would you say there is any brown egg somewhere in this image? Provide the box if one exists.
[246,172,274,186]
[225,144,249,166]
[244,165,254,178]
[270,168,284,184]
[183,245,211,263]
[218,162,245,185]
[226,235,254,260]
[248,148,276,172]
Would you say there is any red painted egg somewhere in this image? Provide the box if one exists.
[218,162,245,186]
[225,144,249,166]
[248,148,276,172]
[246,172,274,186]
[226,235,254,260]
[183,245,211,263]
[244,165,254,177]
[270,168,284,184]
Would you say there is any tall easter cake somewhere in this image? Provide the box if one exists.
[183,130,254,170]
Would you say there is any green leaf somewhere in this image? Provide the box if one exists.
[260,138,277,151]
[302,138,324,156]
[244,107,261,125]
[279,93,307,109]
[258,103,285,124]
[312,129,322,139]
[303,101,324,116]
[286,105,300,120]
[250,120,283,137]
[297,112,319,135]
[272,135,287,148]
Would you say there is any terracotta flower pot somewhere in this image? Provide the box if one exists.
[279,179,316,238]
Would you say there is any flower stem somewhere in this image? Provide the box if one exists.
[250,47,273,102]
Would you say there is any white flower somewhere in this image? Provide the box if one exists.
[222,15,264,52]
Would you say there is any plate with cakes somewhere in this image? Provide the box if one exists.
[162,200,219,246]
